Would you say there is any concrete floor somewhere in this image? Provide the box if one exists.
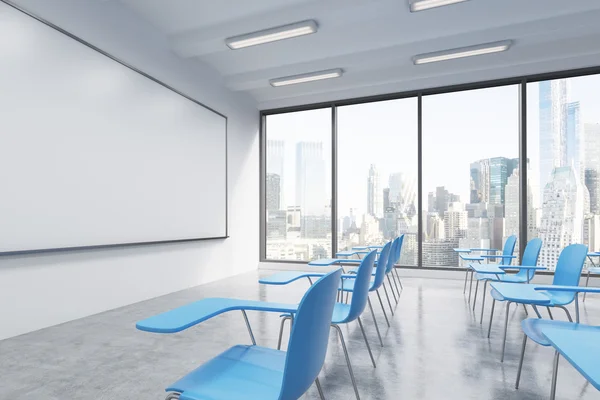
[1,270,599,400]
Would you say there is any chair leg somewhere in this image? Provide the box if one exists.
[546,306,554,320]
[315,378,325,400]
[480,280,488,324]
[463,268,469,294]
[332,324,361,400]
[277,316,291,350]
[367,297,384,347]
[468,270,475,303]
[382,282,395,316]
[241,310,256,345]
[515,334,528,389]
[165,393,180,400]
[473,279,480,311]
[522,304,529,316]
[357,317,376,368]
[550,350,560,400]
[555,305,573,322]
[394,268,403,290]
[501,301,512,362]
[376,289,390,327]
[532,305,543,319]
[390,272,401,302]
[388,274,400,304]
[584,270,591,302]
[487,298,496,338]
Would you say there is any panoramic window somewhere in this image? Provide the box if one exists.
[422,86,520,267]
[337,99,418,265]
[264,108,332,261]
[527,76,600,270]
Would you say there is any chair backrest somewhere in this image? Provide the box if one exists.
[389,234,405,272]
[279,268,342,400]
[344,250,377,323]
[371,241,392,290]
[552,243,588,287]
[500,235,518,265]
[514,238,543,280]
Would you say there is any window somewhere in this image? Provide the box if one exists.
[264,108,332,261]
[422,86,520,267]
[337,99,418,265]
[527,76,600,270]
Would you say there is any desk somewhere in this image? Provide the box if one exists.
[542,327,600,399]
[308,258,359,266]
[336,250,370,258]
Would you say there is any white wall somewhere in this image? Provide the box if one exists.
[0,0,259,340]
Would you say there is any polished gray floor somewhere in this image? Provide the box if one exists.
[1,271,599,400]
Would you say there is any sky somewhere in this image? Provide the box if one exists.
[266,75,600,218]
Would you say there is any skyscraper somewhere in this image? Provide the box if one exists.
[383,188,390,211]
[295,142,326,216]
[367,164,383,218]
[266,173,281,211]
[539,80,568,193]
[584,123,600,214]
[267,140,285,207]
[470,159,490,203]
[388,173,403,206]
[538,166,587,270]
[444,202,467,239]
[489,157,518,206]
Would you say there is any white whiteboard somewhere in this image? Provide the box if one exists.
[0,2,228,253]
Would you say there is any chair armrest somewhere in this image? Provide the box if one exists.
[461,255,484,261]
[471,248,500,253]
[534,285,600,294]
[480,254,516,259]
[500,265,546,270]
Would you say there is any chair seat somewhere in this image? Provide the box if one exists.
[331,303,352,324]
[168,345,284,400]
[477,273,527,283]
[347,267,377,276]
[521,319,600,346]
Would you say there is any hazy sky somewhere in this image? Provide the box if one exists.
[267,75,600,218]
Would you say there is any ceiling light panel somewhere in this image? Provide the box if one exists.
[270,69,344,87]
[226,20,318,50]
[410,0,469,12]
[413,40,513,64]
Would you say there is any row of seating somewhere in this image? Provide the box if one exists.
[136,237,406,400]
[459,238,600,399]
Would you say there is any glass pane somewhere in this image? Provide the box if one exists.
[337,99,418,265]
[422,86,520,267]
[265,109,332,261]
[527,76,600,271]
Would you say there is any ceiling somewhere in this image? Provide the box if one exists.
[118,0,600,109]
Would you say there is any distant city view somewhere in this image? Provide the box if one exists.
[265,78,600,270]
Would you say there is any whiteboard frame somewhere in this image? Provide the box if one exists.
[0,0,229,256]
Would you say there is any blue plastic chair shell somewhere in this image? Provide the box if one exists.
[371,242,391,290]
[339,250,377,324]
[547,243,589,304]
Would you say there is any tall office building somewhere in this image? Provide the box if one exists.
[538,166,587,270]
[266,173,281,211]
[267,140,285,208]
[584,123,600,214]
[295,142,326,216]
[566,101,584,181]
[434,186,460,217]
[444,202,467,239]
[470,159,490,203]
[489,157,518,206]
[367,164,383,218]
[383,188,391,211]
[388,173,403,206]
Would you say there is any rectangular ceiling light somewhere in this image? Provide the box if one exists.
[270,69,344,87]
[410,0,470,12]
[413,40,513,65]
[226,20,318,49]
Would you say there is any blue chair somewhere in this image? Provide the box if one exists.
[161,268,342,400]
[515,285,600,394]
[488,243,588,362]
[461,235,517,303]
[338,241,393,347]
[390,235,405,292]
[475,238,543,324]
[279,250,377,400]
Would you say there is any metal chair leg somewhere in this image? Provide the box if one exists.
[241,310,256,345]
[387,275,398,303]
[468,270,475,303]
[546,306,554,320]
[165,393,180,400]
[555,305,573,322]
[501,301,512,362]
[382,282,394,316]
[394,268,403,290]
[463,268,469,294]
[515,334,528,389]
[277,316,291,350]
[367,297,384,347]
[480,280,488,324]
[390,272,401,301]
[522,304,529,316]
[550,350,560,400]
[332,324,360,400]
[584,270,591,302]
[487,298,496,338]
[532,305,542,319]
[315,378,325,400]
[357,317,376,368]
[376,289,390,327]
[473,279,480,311]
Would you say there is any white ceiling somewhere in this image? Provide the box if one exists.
[118,0,600,109]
